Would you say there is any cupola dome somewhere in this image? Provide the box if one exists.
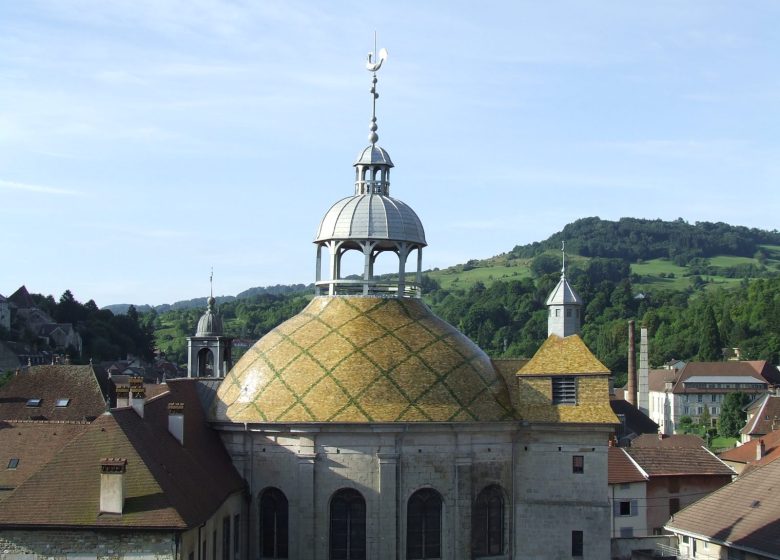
[196,296,224,336]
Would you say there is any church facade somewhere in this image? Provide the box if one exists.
[210,48,617,560]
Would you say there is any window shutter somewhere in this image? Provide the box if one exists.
[630,499,638,517]
[613,501,621,516]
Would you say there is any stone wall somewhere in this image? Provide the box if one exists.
[0,530,176,560]
[218,421,611,559]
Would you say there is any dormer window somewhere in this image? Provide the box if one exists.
[26,398,42,407]
[55,398,70,407]
[7,458,19,469]
[552,377,577,405]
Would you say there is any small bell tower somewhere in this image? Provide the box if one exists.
[546,242,583,337]
[187,271,232,378]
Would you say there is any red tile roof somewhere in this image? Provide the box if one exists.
[632,434,706,449]
[0,379,245,529]
[0,421,89,501]
[609,447,647,484]
[0,365,106,422]
[719,430,780,469]
[626,446,734,477]
[666,458,780,556]
[741,394,780,436]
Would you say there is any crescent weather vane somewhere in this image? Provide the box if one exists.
[366,33,388,145]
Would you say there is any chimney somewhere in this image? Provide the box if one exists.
[168,402,185,446]
[130,377,145,418]
[658,431,665,440]
[627,320,637,406]
[99,458,127,514]
[115,385,130,408]
[637,327,650,415]
[757,439,766,461]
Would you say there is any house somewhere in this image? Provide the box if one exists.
[608,446,649,538]
[0,364,107,422]
[665,457,780,559]
[624,434,734,535]
[741,392,780,443]
[0,378,246,559]
[648,361,779,434]
[0,294,10,331]
[719,429,780,475]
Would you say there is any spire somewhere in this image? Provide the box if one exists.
[366,33,387,146]
[546,240,583,338]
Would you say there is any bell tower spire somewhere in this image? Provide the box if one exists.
[546,241,583,337]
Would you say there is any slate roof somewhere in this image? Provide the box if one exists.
[0,421,89,501]
[666,459,780,558]
[0,378,245,529]
[8,285,35,309]
[608,446,648,484]
[648,361,779,394]
[610,397,659,438]
[0,365,106,422]
[518,334,610,376]
[626,445,734,477]
[741,394,780,436]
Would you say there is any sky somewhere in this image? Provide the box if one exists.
[1,1,779,307]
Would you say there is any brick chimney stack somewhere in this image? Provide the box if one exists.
[99,458,127,514]
[627,320,637,406]
[167,402,185,446]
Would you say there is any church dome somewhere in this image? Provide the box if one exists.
[315,195,426,246]
[354,145,394,166]
[196,297,224,336]
[214,296,514,423]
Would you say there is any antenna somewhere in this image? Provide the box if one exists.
[210,267,214,298]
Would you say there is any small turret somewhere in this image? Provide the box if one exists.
[546,242,582,337]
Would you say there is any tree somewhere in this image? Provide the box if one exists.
[698,305,723,361]
[678,415,694,434]
[699,405,712,434]
[718,392,752,438]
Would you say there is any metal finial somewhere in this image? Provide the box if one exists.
[366,33,388,146]
[210,267,213,298]
[561,240,566,276]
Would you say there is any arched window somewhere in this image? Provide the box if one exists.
[330,488,366,560]
[407,488,442,559]
[259,488,288,558]
[472,485,504,557]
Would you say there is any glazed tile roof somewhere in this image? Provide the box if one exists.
[608,447,648,484]
[0,379,244,529]
[215,296,515,423]
[517,334,610,376]
[0,421,89,501]
[666,459,780,557]
[0,365,106,422]
[626,446,734,477]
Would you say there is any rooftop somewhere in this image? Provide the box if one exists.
[608,446,648,484]
[518,334,610,376]
[626,445,734,477]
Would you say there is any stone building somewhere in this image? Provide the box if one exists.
[187,291,232,378]
[211,50,617,559]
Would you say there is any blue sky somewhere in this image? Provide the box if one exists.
[1,1,778,306]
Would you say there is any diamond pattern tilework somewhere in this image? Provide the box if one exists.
[214,296,516,423]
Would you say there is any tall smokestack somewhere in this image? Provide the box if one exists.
[627,320,637,406]
[638,327,650,415]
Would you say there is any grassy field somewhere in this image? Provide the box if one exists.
[710,436,738,451]
[427,264,532,291]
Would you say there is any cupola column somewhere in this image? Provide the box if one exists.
[397,242,409,298]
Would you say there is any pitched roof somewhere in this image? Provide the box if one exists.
[648,369,676,393]
[666,459,780,558]
[609,446,648,484]
[0,365,106,422]
[675,361,779,391]
[545,274,582,306]
[626,445,734,477]
[632,433,706,449]
[741,394,780,436]
[8,285,35,309]
[0,379,245,529]
[610,398,659,439]
[518,334,609,376]
[0,421,89,501]
[719,429,780,468]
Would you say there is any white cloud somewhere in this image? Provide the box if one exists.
[0,179,83,196]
